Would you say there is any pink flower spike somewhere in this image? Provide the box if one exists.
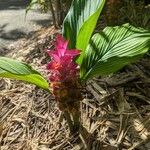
[47,50,60,62]
[56,34,69,57]
[47,34,80,83]
[65,49,80,57]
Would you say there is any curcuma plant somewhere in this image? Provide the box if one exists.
[0,0,150,134]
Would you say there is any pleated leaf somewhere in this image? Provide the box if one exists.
[62,0,105,51]
[0,57,50,91]
[80,24,150,80]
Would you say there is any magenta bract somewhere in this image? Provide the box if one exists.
[47,34,80,82]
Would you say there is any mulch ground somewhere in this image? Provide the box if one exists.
[0,26,150,150]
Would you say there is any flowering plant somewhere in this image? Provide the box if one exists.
[0,0,150,134]
[47,35,81,112]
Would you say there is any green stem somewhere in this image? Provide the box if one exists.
[63,111,74,133]
[72,109,80,132]
[63,109,80,134]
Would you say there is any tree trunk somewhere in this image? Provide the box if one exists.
[49,0,58,28]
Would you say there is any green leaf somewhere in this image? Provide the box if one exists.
[26,0,48,15]
[62,0,105,52]
[80,24,150,80]
[26,0,38,15]
[0,57,50,91]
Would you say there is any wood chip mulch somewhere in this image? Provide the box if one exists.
[0,26,150,150]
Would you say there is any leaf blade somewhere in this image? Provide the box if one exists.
[80,24,150,80]
[0,57,50,91]
[62,0,105,52]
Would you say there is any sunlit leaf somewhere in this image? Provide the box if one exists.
[80,24,150,80]
[62,0,105,53]
[0,57,50,91]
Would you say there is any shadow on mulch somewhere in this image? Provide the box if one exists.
[0,24,34,56]
[31,19,53,28]
[0,28,27,41]
[0,25,45,56]
[0,0,28,11]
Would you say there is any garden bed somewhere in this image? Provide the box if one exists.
[0,26,150,150]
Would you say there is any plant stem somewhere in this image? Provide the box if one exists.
[63,111,74,133]
[72,109,80,132]
[63,108,80,134]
